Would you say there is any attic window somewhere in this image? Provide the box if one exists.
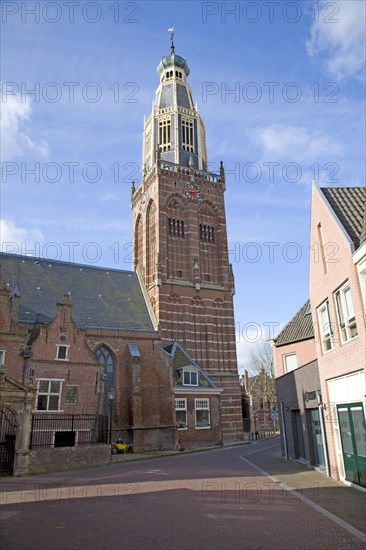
[183,369,198,386]
[56,345,69,361]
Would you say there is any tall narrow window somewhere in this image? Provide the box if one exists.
[199,224,215,243]
[357,258,366,311]
[134,215,143,269]
[146,200,156,285]
[175,398,187,430]
[182,117,194,152]
[335,282,358,342]
[96,346,114,388]
[195,399,210,429]
[317,223,327,274]
[317,300,334,353]
[159,116,171,152]
[168,218,185,239]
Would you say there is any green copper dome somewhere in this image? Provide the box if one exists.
[157,53,190,76]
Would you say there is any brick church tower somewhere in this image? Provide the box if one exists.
[131,36,243,443]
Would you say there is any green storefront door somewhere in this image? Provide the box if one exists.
[337,404,366,488]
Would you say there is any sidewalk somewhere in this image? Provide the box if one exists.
[244,438,366,536]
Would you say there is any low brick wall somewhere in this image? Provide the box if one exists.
[29,445,111,474]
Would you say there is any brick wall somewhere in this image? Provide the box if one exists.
[309,185,366,479]
[131,162,243,443]
[273,338,317,378]
[29,445,111,474]
[276,360,321,465]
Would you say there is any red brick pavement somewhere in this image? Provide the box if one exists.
[0,438,365,549]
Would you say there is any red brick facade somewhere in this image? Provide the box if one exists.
[132,162,243,444]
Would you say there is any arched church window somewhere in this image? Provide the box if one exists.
[199,223,215,244]
[146,200,156,285]
[96,346,114,388]
[168,217,185,239]
[134,214,143,268]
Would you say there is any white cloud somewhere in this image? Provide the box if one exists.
[253,124,342,159]
[0,93,49,161]
[307,0,366,80]
[0,219,44,251]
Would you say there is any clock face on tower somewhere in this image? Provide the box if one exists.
[184,182,201,202]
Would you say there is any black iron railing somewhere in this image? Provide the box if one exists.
[30,414,108,449]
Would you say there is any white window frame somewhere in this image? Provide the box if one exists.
[35,379,63,412]
[55,344,69,361]
[334,282,358,343]
[317,300,334,353]
[183,369,198,386]
[175,398,188,430]
[0,349,5,367]
[357,258,366,313]
[283,353,297,373]
[195,398,210,429]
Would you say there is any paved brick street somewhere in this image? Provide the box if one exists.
[1,438,365,550]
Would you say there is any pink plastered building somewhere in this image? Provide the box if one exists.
[273,183,366,488]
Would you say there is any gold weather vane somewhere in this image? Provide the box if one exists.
[167,27,175,53]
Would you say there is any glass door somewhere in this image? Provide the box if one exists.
[293,410,305,460]
[309,408,325,469]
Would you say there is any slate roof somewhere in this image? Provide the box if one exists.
[0,253,154,331]
[274,300,314,346]
[321,187,366,250]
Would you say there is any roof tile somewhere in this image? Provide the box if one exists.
[0,254,154,331]
[274,300,314,346]
[320,187,366,249]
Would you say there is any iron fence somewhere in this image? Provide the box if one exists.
[30,414,108,449]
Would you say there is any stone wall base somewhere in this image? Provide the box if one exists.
[29,445,111,474]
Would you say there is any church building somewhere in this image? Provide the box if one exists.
[131,37,243,443]
[0,40,243,470]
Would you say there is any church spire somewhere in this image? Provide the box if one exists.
[141,35,208,174]
[168,27,175,54]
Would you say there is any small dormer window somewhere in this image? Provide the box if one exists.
[183,369,198,386]
[56,345,69,361]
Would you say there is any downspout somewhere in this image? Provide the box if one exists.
[280,400,289,460]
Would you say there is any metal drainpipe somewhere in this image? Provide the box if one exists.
[280,401,289,460]
[317,391,330,477]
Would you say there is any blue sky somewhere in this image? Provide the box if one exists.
[1,0,365,372]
